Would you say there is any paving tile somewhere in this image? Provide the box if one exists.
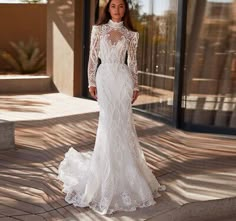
[0,205,29,216]
[0,218,19,221]
[15,214,47,221]
[0,195,45,215]
[0,93,235,220]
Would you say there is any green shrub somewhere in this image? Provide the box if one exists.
[0,38,46,74]
[21,0,45,3]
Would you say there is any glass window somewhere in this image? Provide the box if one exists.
[97,0,179,122]
[183,0,236,129]
[131,0,178,122]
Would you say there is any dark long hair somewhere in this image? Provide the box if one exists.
[96,0,137,32]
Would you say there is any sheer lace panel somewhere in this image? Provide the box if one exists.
[106,30,123,46]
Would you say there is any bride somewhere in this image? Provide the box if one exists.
[58,0,165,215]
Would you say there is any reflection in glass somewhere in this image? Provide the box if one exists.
[97,0,178,122]
[183,0,236,129]
[131,0,178,121]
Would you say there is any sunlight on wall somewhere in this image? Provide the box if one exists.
[0,0,47,3]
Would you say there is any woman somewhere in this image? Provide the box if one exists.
[58,0,165,215]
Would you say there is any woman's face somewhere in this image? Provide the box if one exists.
[109,0,126,22]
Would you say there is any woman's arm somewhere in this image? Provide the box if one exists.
[88,26,100,99]
[128,31,139,91]
[88,25,100,88]
[128,32,139,104]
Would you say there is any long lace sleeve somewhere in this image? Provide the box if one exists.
[128,32,139,91]
[88,25,100,88]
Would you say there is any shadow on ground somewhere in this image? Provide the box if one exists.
[0,112,236,220]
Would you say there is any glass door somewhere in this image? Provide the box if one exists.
[130,0,178,123]
[183,0,236,133]
[97,0,179,123]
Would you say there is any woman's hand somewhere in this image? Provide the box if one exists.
[132,90,139,104]
[89,86,97,100]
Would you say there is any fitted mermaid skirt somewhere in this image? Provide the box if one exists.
[57,63,165,215]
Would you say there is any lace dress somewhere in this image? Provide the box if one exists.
[57,19,165,215]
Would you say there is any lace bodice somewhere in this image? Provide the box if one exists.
[88,20,139,91]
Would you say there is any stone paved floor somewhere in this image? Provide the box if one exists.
[0,93,236,221]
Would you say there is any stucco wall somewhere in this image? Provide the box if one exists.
[47,0,75,96]
[0,4,46,71]
[47,0,85,96]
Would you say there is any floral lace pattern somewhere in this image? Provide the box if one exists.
[58,20,165,215]
[87,20,139,90]
[58,148,165,214]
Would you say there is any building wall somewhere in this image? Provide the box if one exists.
[0,4,46,70]
[47,0,84,96]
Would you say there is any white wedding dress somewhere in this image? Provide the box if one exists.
[57,19,165,215]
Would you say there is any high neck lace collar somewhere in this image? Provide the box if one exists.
[108,19,123,28]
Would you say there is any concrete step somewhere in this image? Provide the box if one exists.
[0,75,57,94]
[0,120,15,150]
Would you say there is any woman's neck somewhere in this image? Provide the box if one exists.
[111,18,122,22]
[108,19,123,28]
